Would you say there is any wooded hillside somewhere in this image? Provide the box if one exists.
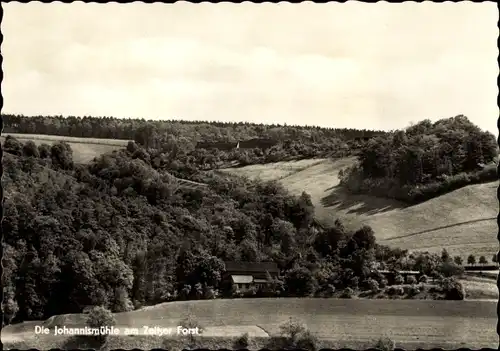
[2,114,388,167]
[2,134,463,326]
[339,115,498,203]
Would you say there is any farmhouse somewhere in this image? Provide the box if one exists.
[378,270,422,285]
[224,261,280,291]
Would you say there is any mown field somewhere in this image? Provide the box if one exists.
[1,133,129,164]
[2,298,497,350]
[222,158,499,260]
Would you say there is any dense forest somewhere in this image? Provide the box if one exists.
[2,134,465,326]
[2,114,388,167]
[339,115,498,203]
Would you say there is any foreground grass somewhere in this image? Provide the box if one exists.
[222,158,498,259]
[2,331,485,350]
[3,298,497,350]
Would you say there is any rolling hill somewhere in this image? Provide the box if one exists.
[221,158,498,260]
[4,133,497,261]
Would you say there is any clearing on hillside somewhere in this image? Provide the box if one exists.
[1,133,129,164]
[219,158,327,182]
[222,158,498,259]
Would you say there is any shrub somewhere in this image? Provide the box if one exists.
[22,140,40,158]
[234,332,250,349]
[319,284,336,298]
[433,272,444,281]
[279,318,318,350]
[406,275,417,285]
[242,286,258,298]
[204,286,217,299]
[349,276,360,289]
[86,306,116,344]
[387,286,404,296]
[419,274,428,283]
[113,286,134,312]
[440,277,466,300]
[4,136,23,156]
[232,290,244,298]
[408,285,421,297]
[38,143,52,158]
[285,267,318,297]
[340,287,354,299]
[279,317,307,344]
[394,274,404,285]
[296,329,319,351]
[375,336,395,351]
[179,314,204,345]
[378,278,388,288]
[367,278,380,292]
[2,298,19,325]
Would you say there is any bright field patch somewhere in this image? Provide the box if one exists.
[1,133,129,164]
[219,158,327,182]
[222,158,499,259]
[460,275,499,300]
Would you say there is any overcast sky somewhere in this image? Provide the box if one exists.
[2,2,498,134]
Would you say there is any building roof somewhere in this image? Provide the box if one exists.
[231,275,253,284]
[224,261,279,274]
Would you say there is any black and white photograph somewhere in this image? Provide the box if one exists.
[1,2,499,350]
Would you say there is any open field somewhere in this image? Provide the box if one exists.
[466,270,499,280]
[222,158,499,259]
[460,275,499,300]
[2,298,497,349]
[219,158,327,182]
[1,133,130,164]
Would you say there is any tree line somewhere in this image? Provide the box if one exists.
[2,135,466,326]
[339,115,498,203]
[2,113,388,167]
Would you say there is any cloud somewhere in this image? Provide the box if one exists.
[2,2,498,134]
